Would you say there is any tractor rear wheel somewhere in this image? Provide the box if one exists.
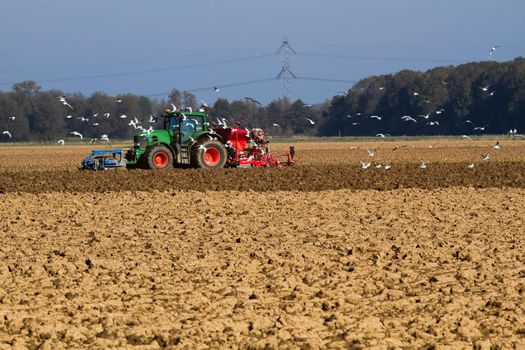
[145,145,173,170]
[192,140,227,169]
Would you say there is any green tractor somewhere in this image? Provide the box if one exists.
[82,109,294,170]
[125,110,227,170]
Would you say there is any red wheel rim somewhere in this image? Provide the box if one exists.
[204,147,220,166]
[153,151,169,168]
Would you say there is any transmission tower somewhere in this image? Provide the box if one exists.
[275,38,296,100]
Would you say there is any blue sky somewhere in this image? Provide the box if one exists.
[1,0,524,105]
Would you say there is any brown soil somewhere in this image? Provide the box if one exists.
[0,141,524,349]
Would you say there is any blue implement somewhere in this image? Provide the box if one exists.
[82,149,127,170]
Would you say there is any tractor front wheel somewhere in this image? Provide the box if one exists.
[192,140,227,169]
[145,145,173,170]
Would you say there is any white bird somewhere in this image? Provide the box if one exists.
[489,91,496,96]
[78,117,89,122]
[104,113,111,118]
[461,135,472,139]
[244,97,262,105]
[367,149,376,157]
[489,46,500,58]
[198,145,207,151]
[305,117,315,125]
[493,141,501,149]
[468,163,475,168]
[66,115,73,119]
[369,115,382,120]
[114,98,122,103]
[360,162,371,169]
[207,134,214,140]
[8,116,15,121]
[401,116,417,123]
[413,92,419,96]
[214,86,220,92]
[200,100,209,108]
[378,87,385,90]
[272,123,280,127]
[481,85,490,92]
[148,115,156,123]
[474,125,488,131]
[129,120,137,128]
[482,153,490,161]
[101,134,110,142]
[92,113,98,117]
[351,122,360,126]
[2,130,12,138]
[419,161,427,169]
[346,115,354,118]
[303,104,312,108]
[119,114,127,119]
[427,121,439,126]
[376,133,387,138]
[92,122,99,126]
[90,138,98,144]
[133,116,140,125]
[383,163,392,170]
[57,139,64,146]
[170,103,177,112]
[59,96,73,109]
[70,131,82,139]
[145,126,153,135]
[418,113,431,119]
[375,164,382,168]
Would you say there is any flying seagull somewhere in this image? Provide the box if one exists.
[369,115,382,120]
[119,114,128,119]
[482,153,490,161]
[214,86,220,92]
[8,116,15,121]
[272,123,280,127]
[305,117,315,125]
[401,116,417,123]
[114,98,122,103]
[100,134,110,142]
[57,139,64,146]
[244,97,262,105]
[489,46,500,58]
[2,130,12,138]
[70,131,83,139]
[59,96,73,110]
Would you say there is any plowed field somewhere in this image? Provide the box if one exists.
[1,140,524,349]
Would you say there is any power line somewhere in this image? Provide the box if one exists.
[0,54,275,86]
[296,51,468,64]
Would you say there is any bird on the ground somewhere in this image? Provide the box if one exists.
[244,97,261,105]
[375,164,382,168]
[360,162,371,169]
[2,130,12,138]
[101,134,110,142]
[419,161,427,169]
[482,153,490,161]
[90,138,97,144]
[384,163,392,170]
[402,116,417,123]
[59,96,74,109]
[468,163,475,168]
[367,149,376,157]
[70,131,82,139]
[462,135,472,139]
[57,139,64,146]
[305,117,315,125]
[428,144,434,148]
[493,141,501,149]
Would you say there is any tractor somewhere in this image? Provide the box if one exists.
[82,110,294,170]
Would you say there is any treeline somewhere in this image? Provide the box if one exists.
[320,57,525,136]
[0,81,321,142]
[1,58,524,142]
